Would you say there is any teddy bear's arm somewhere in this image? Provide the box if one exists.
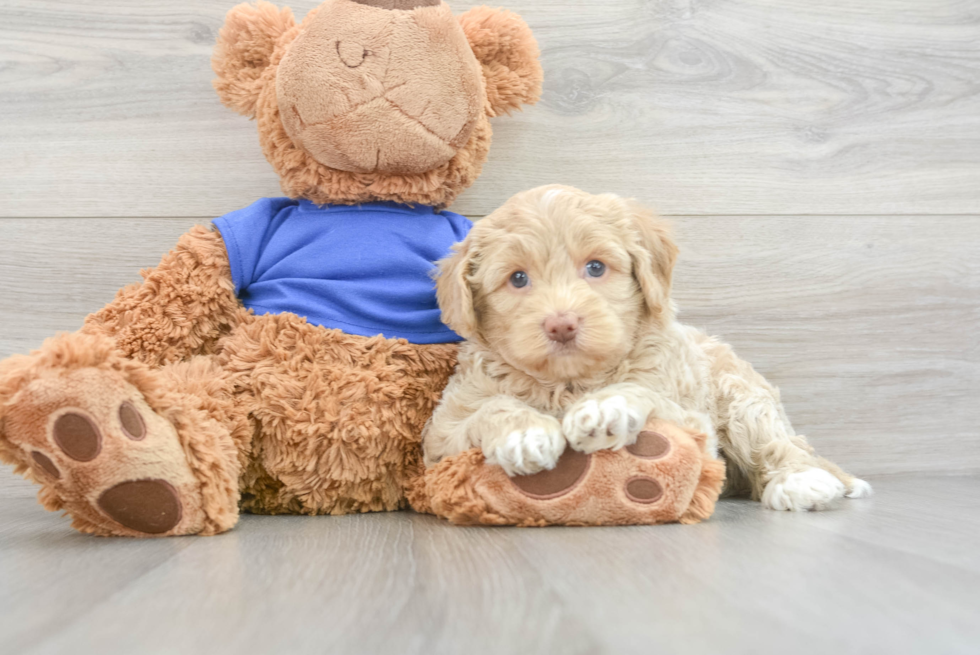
[80,226,243,367]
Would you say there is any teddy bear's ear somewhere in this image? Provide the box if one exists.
[458,7,543,117]
[212,1,296,117]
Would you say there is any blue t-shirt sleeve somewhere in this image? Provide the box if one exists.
[213,197,295,294]
[442,210,473,243]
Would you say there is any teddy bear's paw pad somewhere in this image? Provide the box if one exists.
[511,449,591,500]
[3,368,206,536]
[97,479,183,534]
[52,412,103,461]
[42,401,197,535]
[31,451,61,479]
[624,476,664,504]
[118,402,147,440]
[625,430,671,460]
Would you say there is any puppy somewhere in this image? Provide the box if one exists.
[423,185,872,511]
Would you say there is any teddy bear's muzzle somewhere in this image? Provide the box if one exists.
[350,0,440,9]
[283,98,468,174]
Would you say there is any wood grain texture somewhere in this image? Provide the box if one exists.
[671,215,980,477]
[0,218,202,359]
[0,476,34,499]
[1,474,978,655]
[0,218,204,498]
[1,0,978,217]
[0,215,976,498]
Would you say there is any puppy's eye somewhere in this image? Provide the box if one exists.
[509,271,529,288]
[585,260,606,278]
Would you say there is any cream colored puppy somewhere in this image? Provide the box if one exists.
[423,185,872,511]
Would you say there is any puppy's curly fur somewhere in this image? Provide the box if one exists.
[423,185,872,511]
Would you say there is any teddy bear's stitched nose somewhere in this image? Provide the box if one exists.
[351,0,440,10]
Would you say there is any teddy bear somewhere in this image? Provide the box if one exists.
[0,0,723,536]
[0,0,544,537]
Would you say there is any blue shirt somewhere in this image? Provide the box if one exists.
[213,198,471,344]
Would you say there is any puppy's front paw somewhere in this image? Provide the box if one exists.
[484,423,565,477]
[762,468,846,511]
[563,395,645,454]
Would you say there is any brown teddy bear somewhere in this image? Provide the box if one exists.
[0,0,544,537]
[0,0,722,536]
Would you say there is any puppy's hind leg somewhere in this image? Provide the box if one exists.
[710,345,869,511]
[813,453,874,499]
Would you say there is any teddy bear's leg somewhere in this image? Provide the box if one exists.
[0,332,245,536]
[420,420,726,526]
[677,431,728,525]
[213,312,458,515]
[81,225,245,367]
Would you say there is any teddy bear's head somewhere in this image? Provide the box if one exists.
[213,0,542,208]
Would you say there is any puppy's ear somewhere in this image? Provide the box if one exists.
[212,1,296,117]
[458,7,543,117]
[435,239,479,340]
[625,200,678,321]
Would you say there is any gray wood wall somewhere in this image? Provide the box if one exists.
[1,0,978,497]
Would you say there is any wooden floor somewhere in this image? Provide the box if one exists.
[1,474,978,655]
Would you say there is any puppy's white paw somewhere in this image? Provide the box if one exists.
[485,425,565,477]
[762,468,846,511]
[563,395,645,454]
[846,478,874,499]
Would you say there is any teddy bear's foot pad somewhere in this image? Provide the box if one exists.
[5,368,206,536]
[507,428,679,520]
[424,422,725,527]
[510,449,589,499]
[97,479,183,534]
[509,429,672,503]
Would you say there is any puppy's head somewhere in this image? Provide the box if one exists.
[437,185,678,382]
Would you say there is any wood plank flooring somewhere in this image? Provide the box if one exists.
[2,474,978,655]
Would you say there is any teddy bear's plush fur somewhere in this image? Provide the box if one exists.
[0,0,542,537]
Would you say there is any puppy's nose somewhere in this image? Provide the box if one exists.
[544,313,579,344]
